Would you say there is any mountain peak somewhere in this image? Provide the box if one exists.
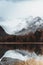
[33,16,41,22]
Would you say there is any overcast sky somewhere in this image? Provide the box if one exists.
[0,0,43,20]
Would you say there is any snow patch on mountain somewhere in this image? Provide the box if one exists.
[0,16,43,35]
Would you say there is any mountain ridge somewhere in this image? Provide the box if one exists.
[0,16,43,41]
[0,16,43,35]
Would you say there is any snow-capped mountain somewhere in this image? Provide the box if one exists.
[0,16,43,35]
